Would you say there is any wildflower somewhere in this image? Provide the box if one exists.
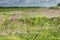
[0,16,3,22]
[11,16,17,21]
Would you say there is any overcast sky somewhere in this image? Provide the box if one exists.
[0,0,60,7]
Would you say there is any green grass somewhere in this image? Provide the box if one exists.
[0,6,60,12]
[0,7,41,12]
[0,13,60,40]
[0,8,60,40]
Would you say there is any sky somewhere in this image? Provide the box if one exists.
[0,0,60,7]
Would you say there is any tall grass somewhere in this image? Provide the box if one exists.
[0,13,60,40]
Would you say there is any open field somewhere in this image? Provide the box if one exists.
[0,8,60,40]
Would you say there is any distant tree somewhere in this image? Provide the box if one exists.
[58,3,60,6]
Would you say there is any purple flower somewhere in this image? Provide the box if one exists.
[11,16,16,21]
[0,17,3,22]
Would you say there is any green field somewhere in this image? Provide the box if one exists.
[0,7,42,12]
[0,8,60,40]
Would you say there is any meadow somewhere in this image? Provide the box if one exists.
[0,8,60,40]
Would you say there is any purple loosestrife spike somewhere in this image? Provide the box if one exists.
[11,16,16,21]
[0,17,3,22]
